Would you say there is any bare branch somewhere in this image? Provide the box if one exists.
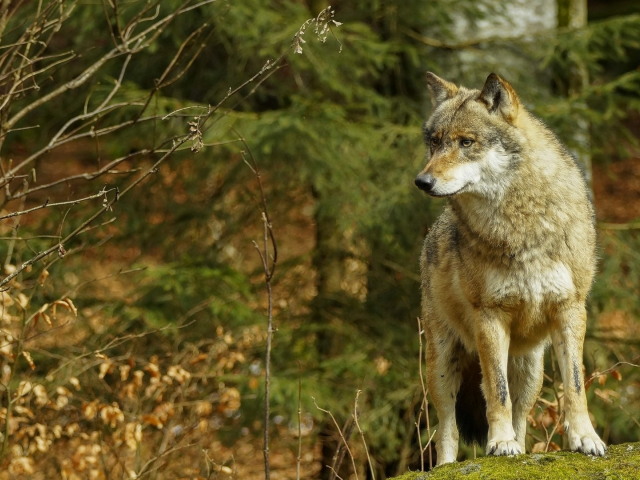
[0,132,189,288]
[4,0,218,135]
[416,317,432,470]
[0,187,116,221]
[313,398,359,480]
[234,129,278,280]
[11,150,149,199]
[354,391,375,480]
[297,362,303,480]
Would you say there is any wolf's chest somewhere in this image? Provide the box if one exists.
[483,260,575,305]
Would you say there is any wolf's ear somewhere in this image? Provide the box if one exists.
[479,73,519,123]
[426,72,458,106]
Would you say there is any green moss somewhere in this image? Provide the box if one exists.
[389,443,640,480]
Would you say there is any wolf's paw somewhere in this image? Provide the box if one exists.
[486,439,522,456]
[566,422,606,456]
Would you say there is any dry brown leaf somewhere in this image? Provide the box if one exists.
[100,403,124,428]
[33,384,49,406]
[189,353,208,365]
[65,298,78,316]
[167,365,191,384]
[219,387,241,415]
[83,401,99,420]
[142,414,164,429]
[21,351,35,370]
[594,388,620,404]
[120,364,131,381]
[38,269,50,286]
[153,402,175,423]
[195,401,213,417]
[69,376,81,391]
[145,362,160,378]
[9,456,34,475]
[56,395,69,409]
[133,370,144,385]
[17,293,29,308]
[124,422,142,451]
[99,361,112,379]
[13,405,34,419]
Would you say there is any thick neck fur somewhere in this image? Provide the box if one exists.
[448,109,588,257]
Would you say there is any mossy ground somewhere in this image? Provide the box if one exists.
[389,443,640,480]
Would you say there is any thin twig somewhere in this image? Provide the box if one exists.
[11,150,149,199]
[619,404,640,430]
[0,31,290,289]
[313,398,359,480]
[424,429,437,455]
[233,128,277,279]
[354,390,375,480]
[544,409,562,452]
[585,355,640,385]
[330,416,355,480]
[258,209,274,480]
[0,187,116,221]
[242,135,277,480]
[325,465,344,480]
[296,362,303,480]
[416,317,432,470]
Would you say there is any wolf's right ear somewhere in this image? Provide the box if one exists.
[426,72,458,106]
[479,73,520,123]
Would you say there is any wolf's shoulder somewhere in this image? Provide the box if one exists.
[421,207,459,268]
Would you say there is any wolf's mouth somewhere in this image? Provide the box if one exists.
[427,183,469,197]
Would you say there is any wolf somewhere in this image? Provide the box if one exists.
[415,72,606,465]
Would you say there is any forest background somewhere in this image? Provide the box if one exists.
[0,0,640,479]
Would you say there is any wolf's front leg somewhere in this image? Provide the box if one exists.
[425,329,462,465]
[552,303,606,456]
[508,345,545,451]
[476,310,521,456]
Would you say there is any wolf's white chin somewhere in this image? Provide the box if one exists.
[433,148,513,198]
[431,162,481,196]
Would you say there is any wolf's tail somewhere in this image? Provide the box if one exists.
[455,356,489,446]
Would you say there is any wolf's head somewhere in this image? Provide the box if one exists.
[415,73,525,198]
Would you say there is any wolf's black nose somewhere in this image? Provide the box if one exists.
[415,174,436,193]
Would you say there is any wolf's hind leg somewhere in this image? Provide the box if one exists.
[508,346,544,451]
[425,330,464,465]
[552,304,606,456]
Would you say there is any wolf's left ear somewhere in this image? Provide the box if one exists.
[426,72,458,106]
[479,73,519,123]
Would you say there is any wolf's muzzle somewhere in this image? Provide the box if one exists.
[415,173,436,194]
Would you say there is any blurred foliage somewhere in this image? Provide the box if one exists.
[1,0,640,478]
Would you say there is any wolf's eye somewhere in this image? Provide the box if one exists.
[430,137,439,147]
[460,138,474,147]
